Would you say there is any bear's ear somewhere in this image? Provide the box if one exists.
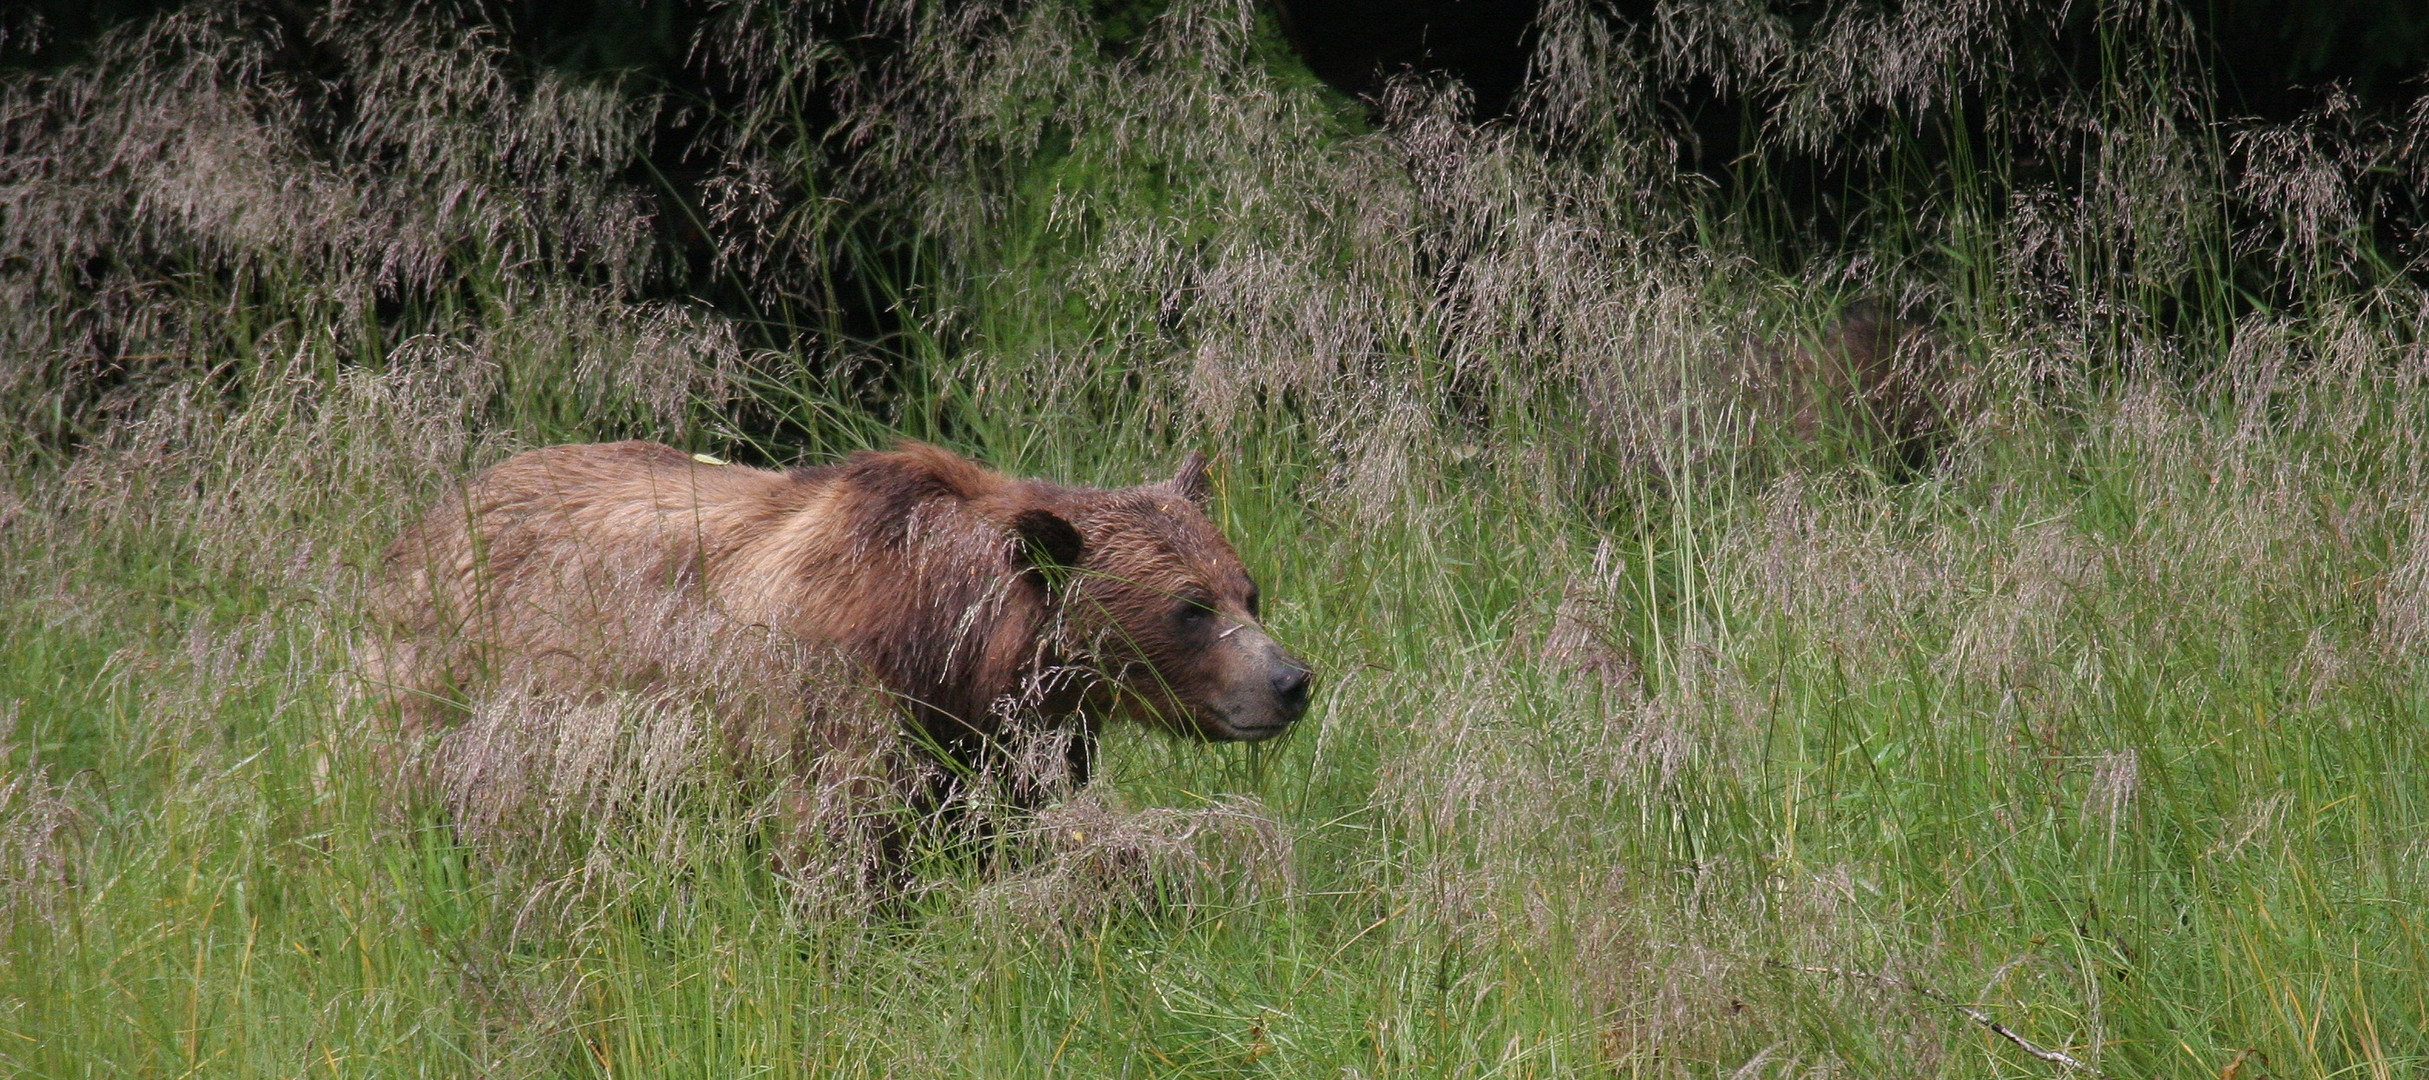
[1009,507,1085,586]
[1168,451,1212,506]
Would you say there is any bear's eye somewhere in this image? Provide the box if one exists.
[1245,587,1261,619]
[1174,596,1215,628]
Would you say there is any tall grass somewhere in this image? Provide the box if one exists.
[6,0,2429,1075]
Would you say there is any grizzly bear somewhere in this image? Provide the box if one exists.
[1748,303,1955,455]
[369,440,1311,854]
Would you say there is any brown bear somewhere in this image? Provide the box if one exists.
[1745,303,1957,456]
[369,440,1311,853]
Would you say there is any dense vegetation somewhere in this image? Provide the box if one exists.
[7,1,2429,1075]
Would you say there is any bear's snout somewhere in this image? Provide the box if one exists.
[1197,629,1311,742]
[1271,662,1312,718]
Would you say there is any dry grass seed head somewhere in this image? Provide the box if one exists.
[0,705,78,936]
[973,793,1291,944]
[1543,538,1643,698]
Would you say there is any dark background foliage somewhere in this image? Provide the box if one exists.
[14,0,2424,351]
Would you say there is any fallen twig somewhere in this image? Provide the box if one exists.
[1770,962,2112,1079]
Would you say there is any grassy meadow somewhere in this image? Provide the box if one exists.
[6,0,2429,1075]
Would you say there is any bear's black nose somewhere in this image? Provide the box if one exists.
[1273,664,1312,715]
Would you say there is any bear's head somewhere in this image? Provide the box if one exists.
[1017,454,1313,742]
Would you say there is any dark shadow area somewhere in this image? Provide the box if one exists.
[2,0,184,71]
[1269,0,1540,117]
[14,0,2429,453]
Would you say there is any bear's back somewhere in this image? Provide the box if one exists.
[468,441,808,538]
[373,442,841,705]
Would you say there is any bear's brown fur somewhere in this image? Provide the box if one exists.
[370,440,1311,833]
[1750,303,1959,454]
